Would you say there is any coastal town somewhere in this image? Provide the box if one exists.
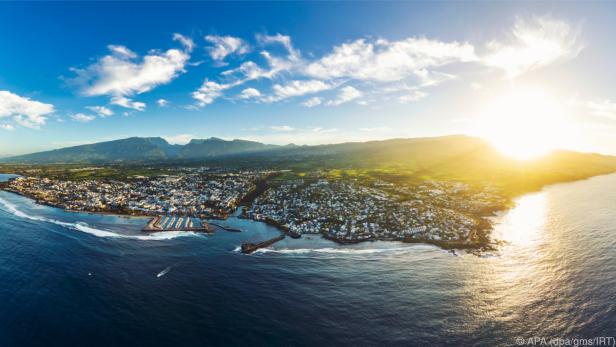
[1,167,508,248]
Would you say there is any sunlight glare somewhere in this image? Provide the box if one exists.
[476,89,573,160]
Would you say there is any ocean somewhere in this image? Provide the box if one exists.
[0,173,615,346]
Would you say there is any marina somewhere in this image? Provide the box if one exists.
[142,215,212,232]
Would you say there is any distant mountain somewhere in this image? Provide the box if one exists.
[2,136,280,164]
[4,135,616,196]
[179,137,279,159]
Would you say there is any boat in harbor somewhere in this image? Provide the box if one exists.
[142,215,212,233]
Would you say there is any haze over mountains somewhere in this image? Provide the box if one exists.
[4,135,616,196]
[2,137,281,164]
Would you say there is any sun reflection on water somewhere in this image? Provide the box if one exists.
[496,193,547,246]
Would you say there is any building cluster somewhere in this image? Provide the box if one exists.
[6,168,264,218]
[5,167,507,245]
[244,178,506,244]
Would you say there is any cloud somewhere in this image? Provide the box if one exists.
[71,113,96,122]
[71,36,191,97]
[110,96,146,111]
[0,90,55,129]
[302,97,322,108]
[270,80,333,101]
[305,37,476,82]
[270,125,294,132]
[327,86,363,106]
[157,99,169,107]
[482,16,583,78]
[163,134,195,145]
[239,88,261,99]
[192,80,233,106]
[398,90,427,103]
[173,33,195,52]
[205,35,250,62]
[86,105,114,117]
[256,33,300,61]
[1,124,14,131]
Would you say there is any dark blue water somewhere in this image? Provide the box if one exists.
[1,173,615,346]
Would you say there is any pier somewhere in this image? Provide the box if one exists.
[142,216,213,233]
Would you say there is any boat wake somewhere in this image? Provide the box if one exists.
[157,266,172,278]
[0,196,198,241]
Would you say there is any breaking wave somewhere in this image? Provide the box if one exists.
[0,196,198,241]
[233,244,447,260]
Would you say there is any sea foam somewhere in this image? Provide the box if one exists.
[0,196,198,241]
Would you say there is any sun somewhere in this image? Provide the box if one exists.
[475,88,572,160]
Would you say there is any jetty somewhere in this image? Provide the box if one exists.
[240,235,285,254]
[209,222,243,232]
[142,215,213,233]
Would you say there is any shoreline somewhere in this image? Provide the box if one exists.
[0,184,497,252]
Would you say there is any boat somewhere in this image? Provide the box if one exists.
[240,235,285,254]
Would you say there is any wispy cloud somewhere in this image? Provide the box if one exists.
[302,97,322,108]
[192,80,233,106]
[327,86,363,106]
[205,35,250,63]
[270,125,294,132]
[110,96,146,111]
[305,37,476,82]
[482,15,583,78]
[266,80,333,102]
[239,88,261,99]
[86,105,114,117]
[70,34,192,108]
[71,113,96,122]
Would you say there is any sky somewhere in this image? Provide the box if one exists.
[1,1,616,157]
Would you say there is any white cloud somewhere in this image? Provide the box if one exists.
[398,90,427,103]
[163,134,195,145]
[257,33,300,61]
[205,35,250,62]
[270,125,294,132]
[271,80,332,100]
[173,33,195,52]
[305,37,476,82]
[86,105,114,117]
[302,97,322,108]
[71,113,96,122]
[157,99,169,107]
[107,45,137,59]
[327,86,363,106]
[1,124,14,131]
[0,90,55,129]
[239,88,261,99]
[110,96,146,111]
[192,80,232,106]
[71,37,191,97]
[482,16,583,78]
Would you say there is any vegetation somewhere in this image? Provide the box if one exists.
[3,135,616,198]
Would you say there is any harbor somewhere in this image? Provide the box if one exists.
[142,215,213,232]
